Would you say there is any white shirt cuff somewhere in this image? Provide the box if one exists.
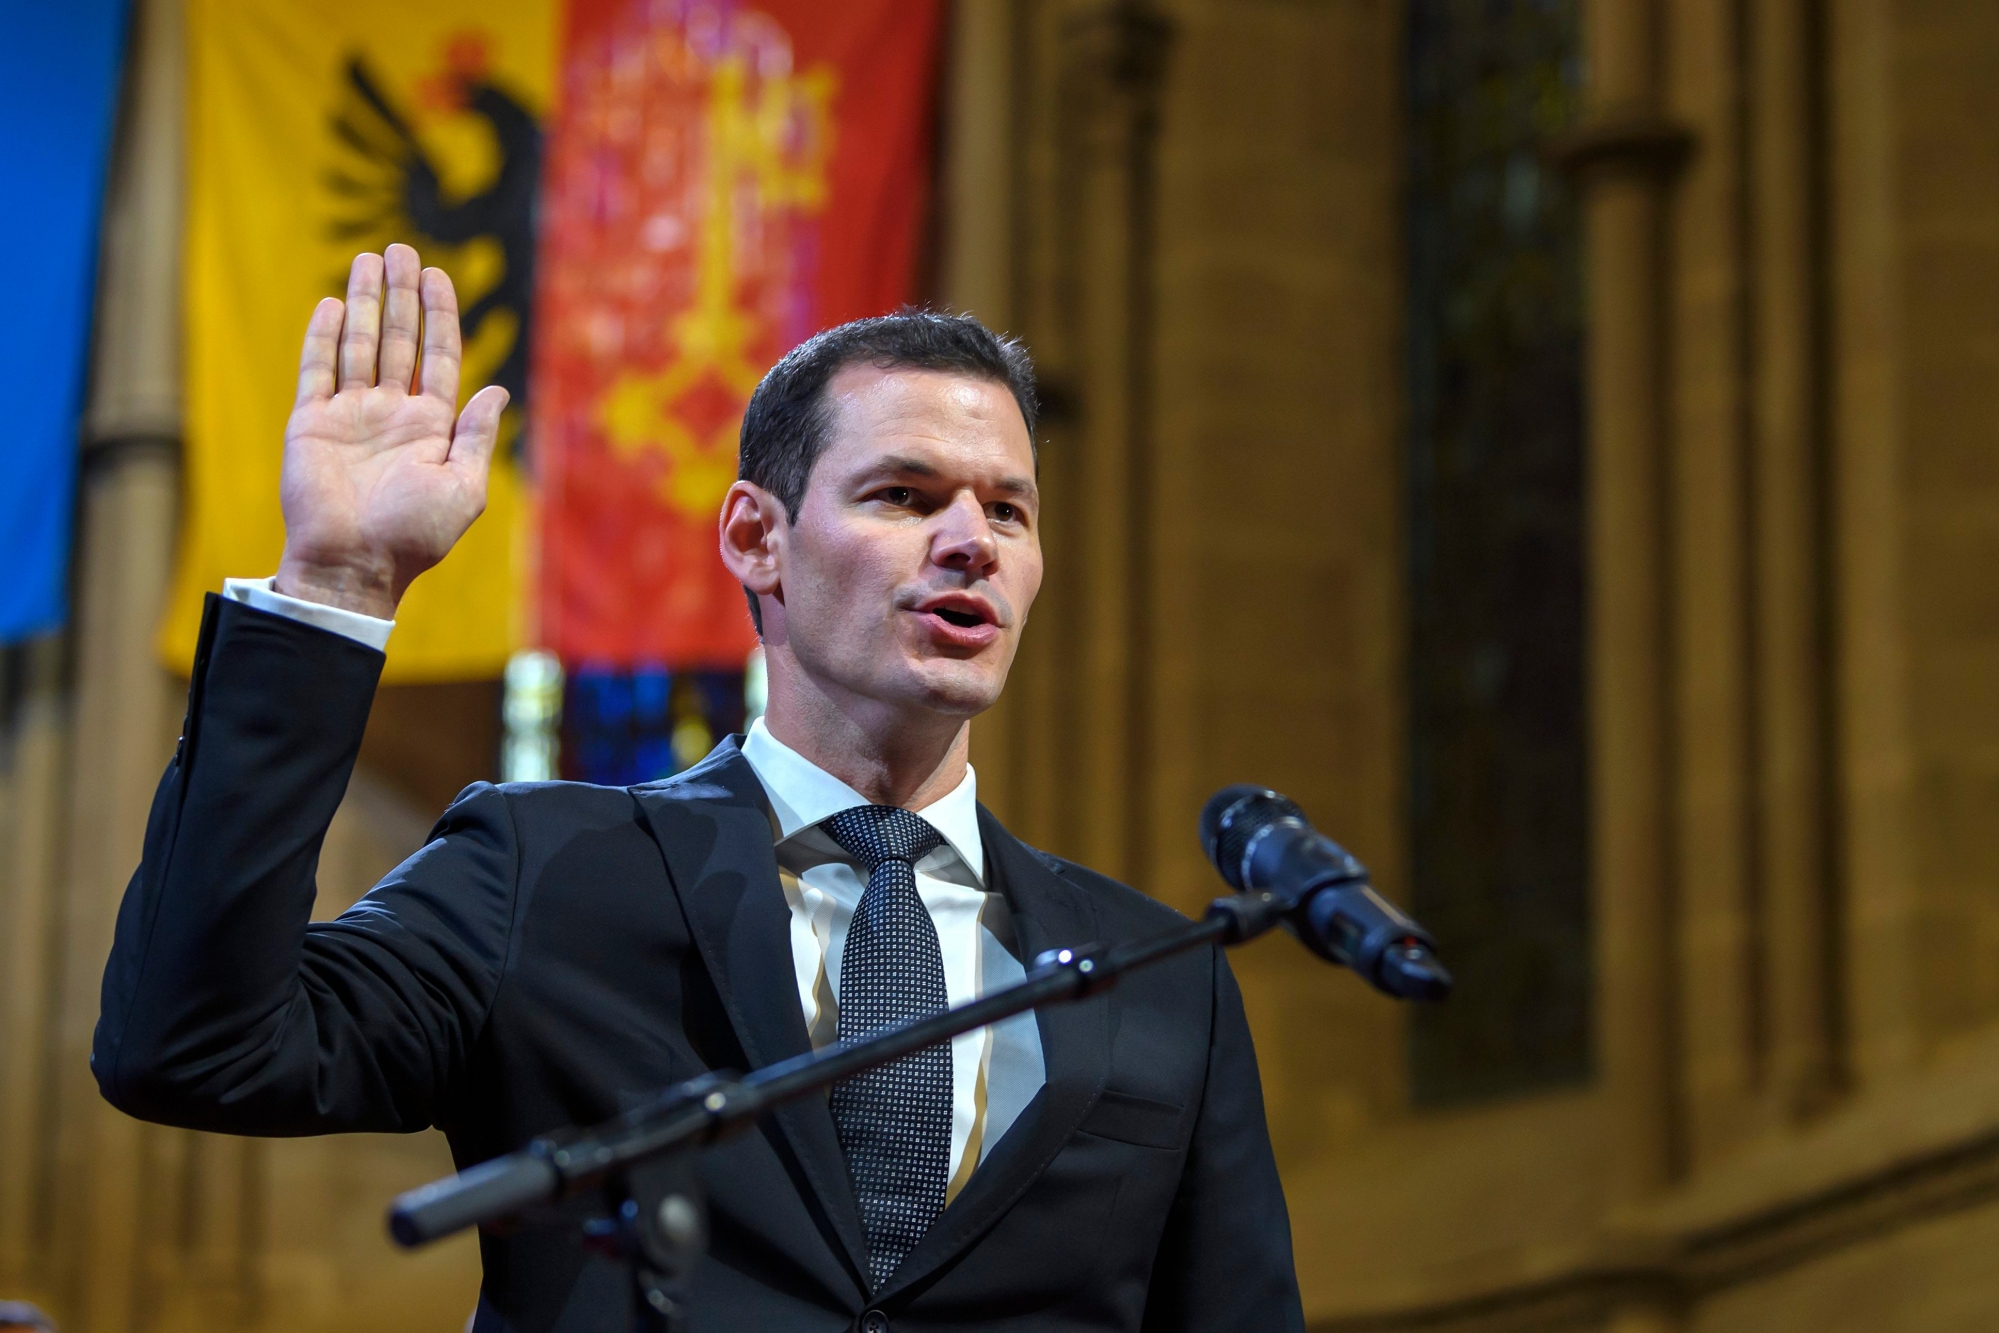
[222,576,395,653]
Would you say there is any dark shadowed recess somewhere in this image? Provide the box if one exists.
[1404,0,1592,1106]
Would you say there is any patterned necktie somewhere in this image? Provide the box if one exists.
[819,804,952,1288]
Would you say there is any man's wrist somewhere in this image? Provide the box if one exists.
[225,577,395,651]
[273,553,401,620]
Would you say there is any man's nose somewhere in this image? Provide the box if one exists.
[930,493,999,574]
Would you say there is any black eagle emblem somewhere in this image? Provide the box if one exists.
[324,37,542,459]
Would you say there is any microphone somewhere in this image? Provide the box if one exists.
[1200,785,1452,1001]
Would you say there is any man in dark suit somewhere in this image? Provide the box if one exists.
[94,244,1304,1332]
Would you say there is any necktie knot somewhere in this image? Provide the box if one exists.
[820,804,945,873]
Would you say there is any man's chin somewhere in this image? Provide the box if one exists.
[900,657,1006,718]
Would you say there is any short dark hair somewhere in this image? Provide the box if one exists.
[735,308,1039,635]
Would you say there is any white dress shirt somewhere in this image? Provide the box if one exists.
[223,578,1047,1201]
[738,718,1045,1200]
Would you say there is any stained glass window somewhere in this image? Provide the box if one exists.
[1405,0,1591,1104]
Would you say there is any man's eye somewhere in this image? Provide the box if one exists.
[991,503,1019,523]
[881,487,913,506]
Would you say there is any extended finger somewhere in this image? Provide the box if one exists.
[448,385,509,485]
[295,297,344,406]
[417,267,464,406]
[376,243,423,393]
[339,252,385,390]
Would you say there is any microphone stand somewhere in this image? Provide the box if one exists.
[386,889,1297,1332]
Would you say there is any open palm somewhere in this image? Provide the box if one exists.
[276,244,508,620]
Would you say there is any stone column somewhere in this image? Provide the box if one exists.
[0,637,70,1295]
[972,0,1171,872]
[1823,0,1918,1090]
[1660,0,1761,1169]
[1747,0,1846,1121]
[44,0,194,1327]
[1048,0,1171,882]
[1563,0,1693,1210]
[948,0,1025,820]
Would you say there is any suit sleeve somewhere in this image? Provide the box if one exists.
[93,594,519,1136]
[1142,947,1306,1332]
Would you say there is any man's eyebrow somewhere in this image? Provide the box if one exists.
[867,456,1039,500]
[872,454,943,478]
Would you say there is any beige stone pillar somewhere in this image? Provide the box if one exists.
[1582,159,1680,1195]
[0,638,70,1295]
[948,0,1025,821]
[1659,0,1762,1169]
[1824,0,1918,1088]
[1565,3,1698,1329]
[1570,0,1855,1195]
[1048,0,1171,882]
[1583,0,1857,1174]
[974,0,1170,875]
[942,0,1019,340]
[1748,0,1846,1120]
[1567,0,1691,1209]
[43,0,193,1327]
[973,0,1070,852]
[46,452,183,1333]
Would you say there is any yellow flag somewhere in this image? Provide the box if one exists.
[164,0,557,680]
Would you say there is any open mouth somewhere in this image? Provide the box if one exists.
[912,595,1002,641]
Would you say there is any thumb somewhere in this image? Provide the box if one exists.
[448,385,511,488]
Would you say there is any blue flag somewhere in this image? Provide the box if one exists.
[0,0,129,642]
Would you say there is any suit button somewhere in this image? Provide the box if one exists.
[860,1312,890,1333]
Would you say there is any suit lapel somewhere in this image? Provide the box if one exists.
[876,806,1112,1302]
[628,741,872,1290]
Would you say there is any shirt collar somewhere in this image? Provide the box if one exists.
[739,717,985,884]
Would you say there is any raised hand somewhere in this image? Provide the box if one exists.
[274,243,509,620]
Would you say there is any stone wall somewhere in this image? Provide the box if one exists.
[975,0,1999,1329]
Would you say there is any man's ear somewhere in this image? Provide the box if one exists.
[719,481,785,598]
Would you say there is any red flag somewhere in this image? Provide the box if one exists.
[531,0,943,667]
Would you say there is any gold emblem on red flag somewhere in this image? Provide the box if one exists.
[597,28,835,520]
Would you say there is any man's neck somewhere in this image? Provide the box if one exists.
[758,689,971,813]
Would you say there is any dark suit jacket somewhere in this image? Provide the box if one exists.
[94,596,1304,1332]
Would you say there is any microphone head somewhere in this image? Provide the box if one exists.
[1200,785,1307,891]
[1378,940,1454,1001]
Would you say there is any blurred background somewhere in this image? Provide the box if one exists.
[3,0,1998,1329]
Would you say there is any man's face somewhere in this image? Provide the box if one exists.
[772,364,1042,720]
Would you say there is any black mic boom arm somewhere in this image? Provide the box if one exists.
[388,889,1291,1251]
[387,791,1450,1331]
